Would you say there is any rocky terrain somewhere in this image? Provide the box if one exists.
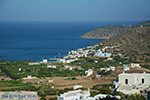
[81,21,150,39]
[101,27,150,62]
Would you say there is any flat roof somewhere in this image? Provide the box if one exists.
[119,72,150,76]
[60,90,82,97]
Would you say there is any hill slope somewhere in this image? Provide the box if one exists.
[101,27,150,62]
[81,20,150,39]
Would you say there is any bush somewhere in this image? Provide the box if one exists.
[72,77,76,80]
[49,97,57,100]
[126,94,147,100]
[99,86,112,94]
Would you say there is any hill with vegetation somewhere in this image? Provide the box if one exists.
[101,27,150,62]
[81,20,150,39]
[134,20,150,27]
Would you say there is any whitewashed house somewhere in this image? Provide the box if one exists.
[73,85,83,89]
[129,63,141,68]
[114,72,150,94]
[47,65,57,68]
[63,65,73,70]
[58,89,90,100]
[95,61,98,63]
[22,75,37,80]
[94,94,121,100]
[43,59,48,63]
[94,52,112,58]
[109,66,115,71]
[99,66,115,72]
[28,62,40,65]
[100,68,106,71]
[85,69,93,76]
[19,68,21,71]
[68,67,73,70]
[123,67,130,71]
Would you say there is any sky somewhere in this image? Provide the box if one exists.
[0,0,150,21]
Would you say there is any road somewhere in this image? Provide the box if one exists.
[140,67,150,72]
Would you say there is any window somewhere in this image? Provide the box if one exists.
[142,78,144,83]
[125,79,128,84]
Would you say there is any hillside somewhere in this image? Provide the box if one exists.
[134,20,150,27]
[81,20,150,39]
[81,25,134,39]
[101,27,150,62]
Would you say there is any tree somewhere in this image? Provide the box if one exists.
[126,94,147,100]
[0,59,6,62]
[99,86,112,94]
[33,60,37,62]
[40,96,46,100]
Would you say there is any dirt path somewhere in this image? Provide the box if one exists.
[140,67,150,72]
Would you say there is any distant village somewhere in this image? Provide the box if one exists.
[19,44,150,100]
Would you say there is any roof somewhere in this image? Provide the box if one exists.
[60,90,82,97]
[94,94,121,99]
[119,72,150,76]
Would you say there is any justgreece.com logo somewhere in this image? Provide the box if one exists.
[0,91,38,100]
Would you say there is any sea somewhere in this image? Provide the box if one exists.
[0,20,142,61]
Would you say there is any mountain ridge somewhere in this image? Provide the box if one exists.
[81,20,150,39]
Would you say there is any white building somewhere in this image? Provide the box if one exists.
[129,63,141,68]
[107,58,113,60]
[28,62,40,65]
[94,52,112,58]
[109,66,115,71]
[43,59,48,63]
[117,72,150,86]
[114,72,150,94]
[22,75,37,80]
[94,94,121,99]
[73,85,83,90]
[63,65,73,70]
[68,67,73,70]
[123,67,130,71]
[47,65,57,68]
[85,69,93,76]
[58,89,90,100]
[19,68,21,71]
[96,75,101,78]
[99,68,106,71]
[95,61,98,63]
[99,66,115,72]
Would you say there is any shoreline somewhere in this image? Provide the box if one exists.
[80,36,109,39]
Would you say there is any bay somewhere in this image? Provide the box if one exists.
[0,20,141,61]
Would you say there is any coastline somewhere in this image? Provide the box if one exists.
[81,36,109,39]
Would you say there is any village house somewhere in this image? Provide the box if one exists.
[47,65,57,68]
[22,75,37,80]
[85,69,93,76]
[99,66,115,72]
[123,64,130,71]
[94,51,112,58]
[58,89,90,100]
[114,72,150,94]
[63,65,73,70]
[123,67,130,71]
[28,62,40,65]
[73,85,83,90]
[58,88,121,100]
[129,63,141,68]
[94,94,121,100]
[40,59,48,64]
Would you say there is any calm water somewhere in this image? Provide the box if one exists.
[0,20,142,61]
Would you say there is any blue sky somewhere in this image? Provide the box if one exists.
[0,0,150,21]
